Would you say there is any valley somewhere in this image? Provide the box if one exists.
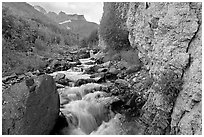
[2,2,202,135]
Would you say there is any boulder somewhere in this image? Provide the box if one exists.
[55,60,70,71]
[2,75,60,135]
[101,61,111,68]
[32,70,41,76]
[74,79,96,87]
[56,83,65,89]
[55,73,66,82]
[115,79,130,88]
[79,58,95,65]
[98,68,108,73]
[24,72,34,77]
[2,73,17,83]
[117,61,129,70]
[84,65,100,74]
[56,79,70,86]
[47,59,59,69]
[54,73,71,86]
[69,61,81,68]
[78,51,90,59]
[126,64,141,74]
[66,56,73,62]
[108,67,119,75]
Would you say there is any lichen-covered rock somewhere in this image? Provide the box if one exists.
[170,18,202,135]
[99,2,202,135]
[2,75,60,135]
[126,2,201,77]
[125,2,202,135]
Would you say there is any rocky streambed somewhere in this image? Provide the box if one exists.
[2,49,153,135]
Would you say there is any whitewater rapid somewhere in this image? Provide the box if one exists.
[50,57,126,135]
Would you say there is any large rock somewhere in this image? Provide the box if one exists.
[2,75,60,135]
[170,19,202,135]
[108,67,119,75]
[46,59,71,73]
[55,73,66,82]
[78,49,90,59]
[99,2,202,135]
[125,2,201,135]
[126,64,141,74]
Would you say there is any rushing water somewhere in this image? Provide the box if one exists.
[50,57,125,135]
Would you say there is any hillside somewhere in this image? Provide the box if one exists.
[3,2,54,25]
[2,2,79,76]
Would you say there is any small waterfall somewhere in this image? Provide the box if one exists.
[52,57,123,135]
[61,98,114,134]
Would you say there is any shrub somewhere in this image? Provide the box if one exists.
[120,49,141,65]
[2,7,15,39]
[80,29,99,48]
[102,49,119,62]
[153,70,183,102]
[34,38,47,51]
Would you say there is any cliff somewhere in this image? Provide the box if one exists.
[99,2,202,135]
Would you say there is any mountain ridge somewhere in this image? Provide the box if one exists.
[33,4,99,40]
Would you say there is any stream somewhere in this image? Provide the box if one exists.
[49,57,128,135]
[2,49,150,135]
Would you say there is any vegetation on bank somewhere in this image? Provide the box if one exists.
[79,29,99,49]
[99,2,140,64]
[153,70,183,102]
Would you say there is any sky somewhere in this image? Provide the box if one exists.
[28,2,103,24]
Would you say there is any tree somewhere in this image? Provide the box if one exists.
[99,3,130,51]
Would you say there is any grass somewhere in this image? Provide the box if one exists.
[2,51,47,76]
[2,43,70,77]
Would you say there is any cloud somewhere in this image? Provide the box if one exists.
[29,2,103,24]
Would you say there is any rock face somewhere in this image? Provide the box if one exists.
[99,2,202,135]
[170,17,202,135]
[2,75,60,135]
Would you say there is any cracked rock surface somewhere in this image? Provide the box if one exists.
[99,2,202,135]
[126,2,202,135]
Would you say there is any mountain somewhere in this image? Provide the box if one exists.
[46,11,98,40]
[33,6,99,40]
[2,2,76,36]
[33,5,47,14]
[47,11,86,22]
